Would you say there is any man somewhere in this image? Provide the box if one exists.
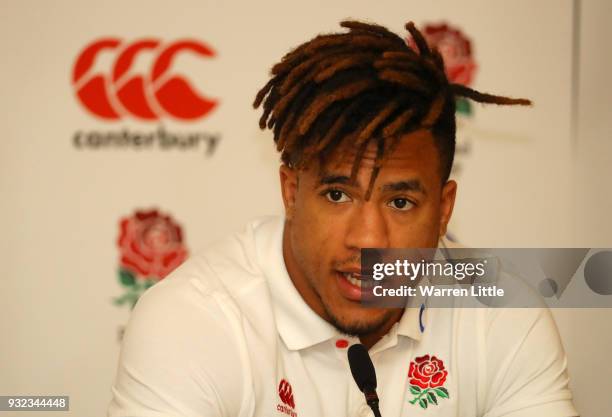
[108,21,577,417]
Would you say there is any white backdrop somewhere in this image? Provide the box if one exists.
[1,0,610,416]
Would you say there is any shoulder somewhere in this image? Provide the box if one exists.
[125,215,286,342]
[438,240,578,415]
[140,215,282,304]
[109,216,283,417]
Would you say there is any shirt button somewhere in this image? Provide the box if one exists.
[335,339,349,349]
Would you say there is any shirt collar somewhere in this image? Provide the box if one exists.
[396,301,424,341]
[254,216,425,351]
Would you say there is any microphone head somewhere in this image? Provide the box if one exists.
[347,343,377,392]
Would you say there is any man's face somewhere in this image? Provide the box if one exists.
[280,130,457,336]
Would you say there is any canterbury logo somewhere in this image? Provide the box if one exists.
[278,379,295,409]
[72,38,218,121]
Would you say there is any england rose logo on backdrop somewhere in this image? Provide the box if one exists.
[407,22,478,177]
[113,209,189,309]
[408,23,477,116]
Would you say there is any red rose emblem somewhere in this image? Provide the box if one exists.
[408,354,448,389]
[407,354,450,409]
[409,23,477,86]
[117,209,188,279]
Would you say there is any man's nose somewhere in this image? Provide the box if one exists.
[344,203,390,250]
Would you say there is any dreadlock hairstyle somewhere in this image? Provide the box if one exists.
[253,20,531,198]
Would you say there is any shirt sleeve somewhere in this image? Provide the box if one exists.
[107,274,244,417]
[483,307,578,417]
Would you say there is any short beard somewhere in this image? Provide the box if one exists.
[321,302,396,337]
[289,229,396,337]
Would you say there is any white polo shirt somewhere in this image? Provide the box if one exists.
[108,216,577,417]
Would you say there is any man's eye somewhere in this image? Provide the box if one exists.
[388,198,414,211]
[325,190,350,203]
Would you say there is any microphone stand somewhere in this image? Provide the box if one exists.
[364,389,382,417]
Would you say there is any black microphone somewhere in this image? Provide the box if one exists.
[347,344,382,417]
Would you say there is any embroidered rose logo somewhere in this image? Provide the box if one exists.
[407,354,449,409]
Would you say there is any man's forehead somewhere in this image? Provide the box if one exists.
[318,129,438,173]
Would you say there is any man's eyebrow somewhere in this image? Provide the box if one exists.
[381,179,426,194]
[318,174,352,185]
[318,174,425,195]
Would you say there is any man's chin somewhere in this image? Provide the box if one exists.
[323,305,394,337]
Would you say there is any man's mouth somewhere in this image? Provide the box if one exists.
[340,272,375,289]
[335,268,377,302]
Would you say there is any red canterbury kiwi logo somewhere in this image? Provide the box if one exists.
[72,38,218,121]
[278,379,295,409]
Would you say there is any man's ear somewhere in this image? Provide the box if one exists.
[279,165,298,220]
[439,180,457,237]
